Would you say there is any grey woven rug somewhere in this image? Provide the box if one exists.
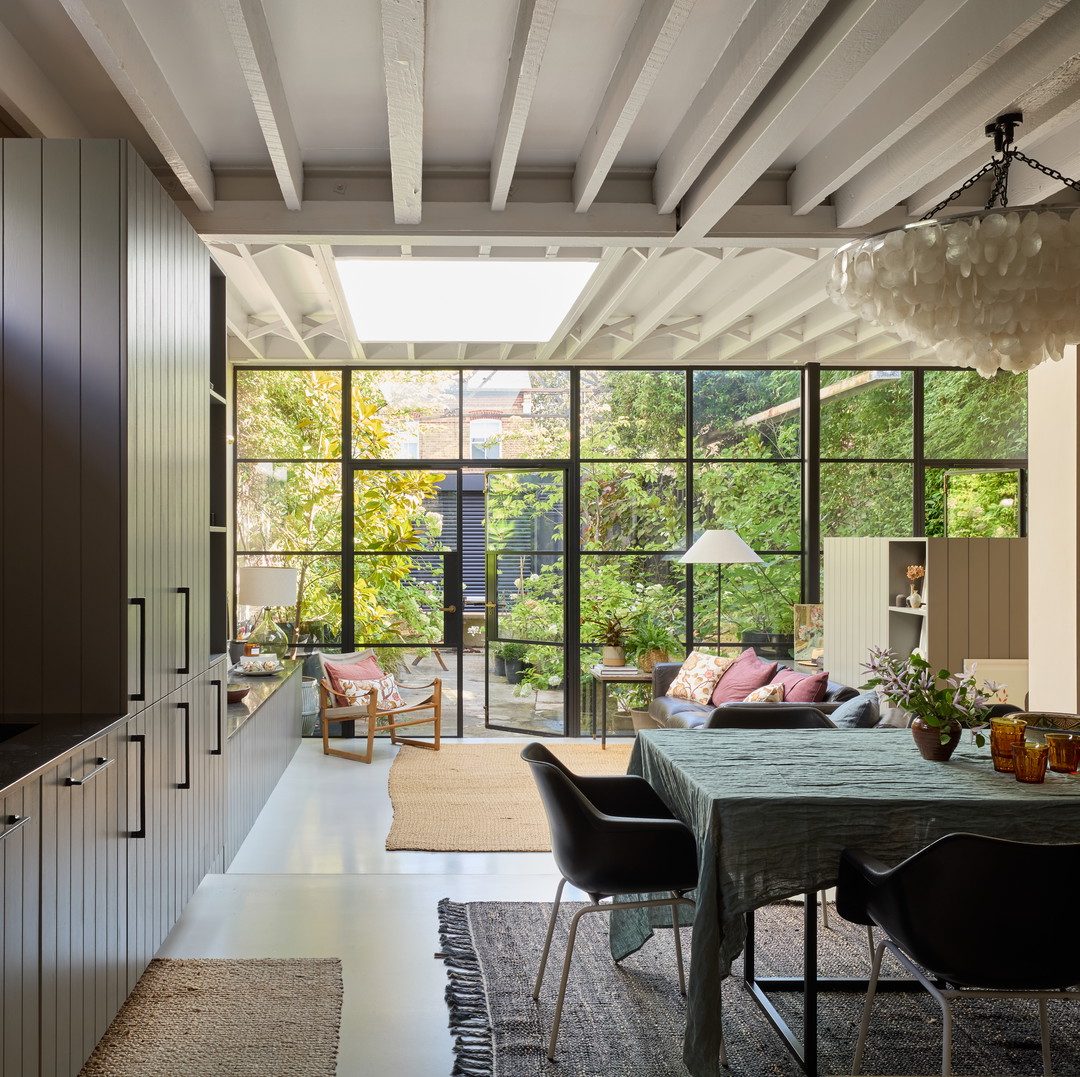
[439,899,1080,1076]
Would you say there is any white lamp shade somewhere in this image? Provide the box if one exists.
[679,529,763,565]
[237,566,298,608]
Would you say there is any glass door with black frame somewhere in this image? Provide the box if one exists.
[352,467,462,736]
[483,468,566,735]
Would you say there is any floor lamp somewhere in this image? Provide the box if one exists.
[238,566,298,661]
[678,529,762,650]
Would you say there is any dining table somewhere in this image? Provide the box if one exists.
[610,726,1080,1077]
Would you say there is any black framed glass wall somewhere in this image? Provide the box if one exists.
[232,363,1028,735]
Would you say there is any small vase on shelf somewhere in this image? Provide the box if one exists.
[907,586,923,609]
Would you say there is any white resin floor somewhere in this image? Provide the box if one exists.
[158,736,581,1077]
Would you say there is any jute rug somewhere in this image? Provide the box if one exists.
[439,899,1080,1077]
[79,958,342,1076]
[386,741,633,851]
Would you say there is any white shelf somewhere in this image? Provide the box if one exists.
[888,605,927,615]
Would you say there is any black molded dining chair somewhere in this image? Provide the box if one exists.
[521,741,725,1064]
[837,832,1080,1077]
[705,704,836,729]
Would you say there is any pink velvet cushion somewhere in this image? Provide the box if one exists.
[324,656,385,701]
[773,667,830,703]
[710,648,779,706]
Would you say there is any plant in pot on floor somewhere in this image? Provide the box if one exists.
[499,642,530,684]
[626,613,681,673]
[861,647,1001,762]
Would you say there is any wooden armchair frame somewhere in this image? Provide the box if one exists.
[318,676,441,763]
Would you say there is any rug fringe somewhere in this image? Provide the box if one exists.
[438,898,495,1077]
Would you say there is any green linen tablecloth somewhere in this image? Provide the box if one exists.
[611,727,1080,1077]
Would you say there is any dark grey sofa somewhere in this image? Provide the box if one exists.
[648,658,859,730]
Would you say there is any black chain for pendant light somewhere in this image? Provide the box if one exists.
[920,112,1080,221]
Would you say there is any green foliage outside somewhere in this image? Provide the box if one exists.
[236,365,1028,673]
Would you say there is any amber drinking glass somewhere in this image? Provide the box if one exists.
[1044,732,1080,774]
[990,716,1027,772]
[1012,741,1049,783]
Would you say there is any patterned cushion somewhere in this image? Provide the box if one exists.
[669,651,736,705]
[773,667,830,702]
[337,674,405,716]
[743,683,785,703]
[710,648,779,705]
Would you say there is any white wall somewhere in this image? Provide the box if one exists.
[1027,346,1079,710]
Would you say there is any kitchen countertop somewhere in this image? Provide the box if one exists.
[0,654,304,797]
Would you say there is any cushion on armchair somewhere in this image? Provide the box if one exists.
[773,667,829,702]
[669,651,736,704]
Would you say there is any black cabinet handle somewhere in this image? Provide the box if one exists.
[130,597,146,701]
[211,679,223,755]
[129,734,146,838]
[177,587,191,675]
[65,757,115,786]
[177,701,191,789]
[0,814,31,841]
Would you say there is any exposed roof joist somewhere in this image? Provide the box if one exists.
[381,0,425,225]
[58,0,215,210]
[221,0,304,210]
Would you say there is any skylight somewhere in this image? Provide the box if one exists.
[336,258,598,342]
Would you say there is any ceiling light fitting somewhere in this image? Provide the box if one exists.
[828,113,1080,377]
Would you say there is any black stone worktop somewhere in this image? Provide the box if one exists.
[225,659,302,739]
[0,712,128,796]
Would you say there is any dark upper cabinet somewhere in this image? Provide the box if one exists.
[0,140,209,717]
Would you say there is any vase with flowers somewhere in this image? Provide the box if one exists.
[906,564,925,608]
[861,647,1001,761]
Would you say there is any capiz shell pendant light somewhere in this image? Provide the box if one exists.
[828,113,1080,378]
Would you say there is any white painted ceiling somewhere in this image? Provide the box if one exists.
[3,0,1080,366]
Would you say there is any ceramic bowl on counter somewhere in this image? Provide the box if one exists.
[226,684,250,704]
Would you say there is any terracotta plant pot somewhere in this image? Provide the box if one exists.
[910,716,962,761]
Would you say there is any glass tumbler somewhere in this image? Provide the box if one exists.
[1044,732,1080,774]
[990,716,1027,772]
[1012,741,1049,784]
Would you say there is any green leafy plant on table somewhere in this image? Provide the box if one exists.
[861,647,1001,746]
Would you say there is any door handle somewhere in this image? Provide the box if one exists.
[129,734,146,839]
[177,587,191,675]
[484,603,497,609]
[441,605,457,613]
[211,679,223,755]
[130,597,146,701]
[65,757,114,786]
[177,702,191,789]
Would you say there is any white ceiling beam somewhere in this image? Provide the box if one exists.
[718,260,835,360]
[1007,116,1080,204]
[565,247,663,360]
[311,245,366,361]
[57,0,215,210]
[247,318,289,340]
[237,245,316,359]
[536,246,623,361]
[490,0,558,211]
[380,0,426,225]
[766,305,856,361]
[221,0,304,210]
[611,251,714,360]
[673,249,824,360]
[227,314,266,359]
[181,198,676,246]
[815,321,888,361]
[0,22,91,136]
[593,316,636,342]
[653,0,828,215]
[788,0,1051,215]
[677,0,925,245]
[833,1,1080,227]
[573,0,696,212]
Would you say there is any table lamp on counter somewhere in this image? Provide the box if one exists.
[237,566,298,662]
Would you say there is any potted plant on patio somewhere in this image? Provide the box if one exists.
[861,647,1001,761]
[499,641,530,684]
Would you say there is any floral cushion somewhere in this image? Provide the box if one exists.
[743,683,785,703]
[337,674,405,716]
[669,651,736,705]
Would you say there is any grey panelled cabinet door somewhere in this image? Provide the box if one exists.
[0,780,41,1077]
[39,731,128,1077]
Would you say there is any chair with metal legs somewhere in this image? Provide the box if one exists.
[521,741,726,1065]
[837,832,1080,1077]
